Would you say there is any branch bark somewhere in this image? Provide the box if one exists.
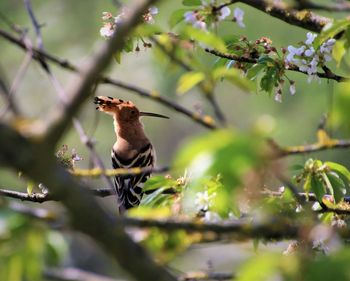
[217,0,331,33]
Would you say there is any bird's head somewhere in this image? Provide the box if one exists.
[94,96,169,123]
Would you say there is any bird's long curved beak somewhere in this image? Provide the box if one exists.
[140,112,169,119]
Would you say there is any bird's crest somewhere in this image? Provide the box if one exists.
[94,96,169,120]
[94,96,133,113]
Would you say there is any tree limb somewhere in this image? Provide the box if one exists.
[0,28,217,130]
[217,0,331,33]
[204,48,347,82]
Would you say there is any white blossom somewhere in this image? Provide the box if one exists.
[203,211,221,222]
[194,191,216,211]
[218,6,231,21]
[233,7,245,28]
[184,11,197,24]
[100,22,115,38]
[143,6,159,24]
[304,47,315,57]
[289,82,296,95]
[307,74,321,84]
[305,32,317,45]
[102,12,113,20]
[274,92,282,103]
[286,45,305,63]
[184,11,207,30]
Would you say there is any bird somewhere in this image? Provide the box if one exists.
[94,96,169,213]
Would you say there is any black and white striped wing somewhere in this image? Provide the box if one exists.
[111,143,154,209]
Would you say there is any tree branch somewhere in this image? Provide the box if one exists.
[294,0,350,12]
[269,129,350,157]
[0,1,178,280]
[204,48,347,82]
[0,28,217,130]
[217,0,331,33]
[44,2,159,145]
[151,37,228,126]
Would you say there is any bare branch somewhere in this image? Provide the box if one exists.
[21,1,117,199]
[0,114,177,281]
[44,0,160,145]
[152,37,228,126]
[0,29,217,130]
[294,0,350,12]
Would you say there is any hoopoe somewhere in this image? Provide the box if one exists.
[94,96,168,212]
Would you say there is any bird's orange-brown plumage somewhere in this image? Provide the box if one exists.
[94,96,167,212]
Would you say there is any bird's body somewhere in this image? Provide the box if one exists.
[94,96,168,212]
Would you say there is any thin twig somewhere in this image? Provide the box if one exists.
[151,37,227,126]
[204,48,347,82]
[22,1,116,193]
[0,1,178,280]
[0,28,217,130]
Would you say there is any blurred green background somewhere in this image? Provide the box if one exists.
[1,0,350,279]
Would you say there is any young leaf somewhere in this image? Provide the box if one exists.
[314,19,350,47]
[169,9,191,28]
[333,39,346,66]
[325,162,350,182]
[303,173,312,194]
[246,63,265,80]
[311,174,326,202]
[326,172,346,203]
[176,71,205,94]
[27,181,34,195]
[212,67,254,92]
[182,26,227,52]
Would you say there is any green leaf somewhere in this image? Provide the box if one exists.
[332,39,346,66]
[311,174,326,202]
[124,38,134,53]
[315,19,350,47]
[143,176,176,192]
[260,67,278,94]
[246,63,265,80]
[182,26,227,52]
[326,172,346,203]
[303,174,312,194]
[45,231,68,266]
[332,81,350,130]
[325,162,350,182]
[257,55,276,66]
[114,51,121,64]
[212,67,254,92]
[169,9,190,29]
[27,181,34,195]
[182,0,201,6]
[176,71,205,94]
[141,187,168,206]
[236,253,281,281]
[289,164,304,171]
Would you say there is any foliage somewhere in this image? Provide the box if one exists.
[2,0,350,281]
[0,210,67,281]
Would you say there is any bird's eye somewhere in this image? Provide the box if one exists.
[131,110,136,115]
